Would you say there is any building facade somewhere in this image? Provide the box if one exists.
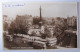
[15,15,33,27]
[67,16,77,27]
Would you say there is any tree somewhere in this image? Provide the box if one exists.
[33,17,41,26]
[53,18,68,45]
[51,18,55,26]
[8,21,18,34]
[3,15,8,31]
[54,18,68,37]
[33,17,46,26]
[45,27,52,38]
[3,21,8,31]
[8,15,29,35]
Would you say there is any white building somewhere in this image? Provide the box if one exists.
[47,25,55,37]
[28,28,41,36]
[41,26,45,33]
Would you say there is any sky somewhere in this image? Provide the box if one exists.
[2,2,77,19]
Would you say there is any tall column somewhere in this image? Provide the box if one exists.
[39,6,43,27]
[39,6,44,33]
[40,6,42,21]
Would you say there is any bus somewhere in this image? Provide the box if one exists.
[33,41,46,49]
[46,38,57,47]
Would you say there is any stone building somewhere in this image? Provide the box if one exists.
[67,16,77,27]
[15,14,33,27]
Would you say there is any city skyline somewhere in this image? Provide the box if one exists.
[3,2,77,19]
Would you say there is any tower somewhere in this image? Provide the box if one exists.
[39,6,42,27]
[39,6,44,33]
[40,6,42,21]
